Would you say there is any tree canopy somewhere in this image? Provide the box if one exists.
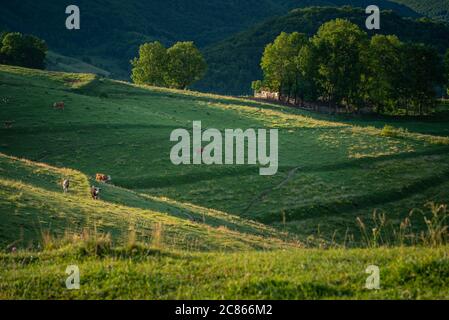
[311,19,368,111]
[0,32,47,69]
[131,41,206,89]
[131,41,168,87]
[254,19,447,115]
[166,42,207,89]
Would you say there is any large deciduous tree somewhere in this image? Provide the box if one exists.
[364,35,403,114]
[166,42,207,90]
[260,32,308,102]
[131,41,206,90]
[310,19,368,112]
[131,41,168,87]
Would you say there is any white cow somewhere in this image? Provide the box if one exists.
[62,179,70,193]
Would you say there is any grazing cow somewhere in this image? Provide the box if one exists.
[4,120,15,129]
[91,186,101,200]
[53,102,65,110]
[96,173,111,183]
[62,179,70,193]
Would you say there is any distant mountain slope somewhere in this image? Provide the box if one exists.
[0,0,292,77]
[45,51,111,77]
[0,0,430,79]
[195,6,449,95]
[391,0,449,22]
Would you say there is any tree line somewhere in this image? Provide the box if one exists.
[131,41,207,90]
[253,19,449,115]
[0,32,47,70]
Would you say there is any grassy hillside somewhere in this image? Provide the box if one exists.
[1,245,448,299]
[197,6,449,95]
[1,64,449,244]
[1,65,449,299]
[0,152,294,252]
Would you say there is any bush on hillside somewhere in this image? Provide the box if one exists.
[0,32,47,69]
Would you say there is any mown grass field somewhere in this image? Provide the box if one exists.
[0,65,448,299]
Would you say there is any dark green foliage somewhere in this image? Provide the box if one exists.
[310,19,368,111]
[444,49,449,95]
[392,0,449,22]
[364,35,403,113]
[0,2,447,91]
[197,7,449,95]
[0,0,296,79]
[0,1,444,81]
[0,32,47,69]
[399,43,445,115]
[258,19,445,115]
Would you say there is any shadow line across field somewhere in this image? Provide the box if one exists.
[259,167,449,225]
[116,146,449,190]
[243,146,449,221]
[0,123,181,135]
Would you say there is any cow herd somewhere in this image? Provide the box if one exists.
[62,173,111,200]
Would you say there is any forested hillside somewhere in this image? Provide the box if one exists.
[392,0,449,22]
[196,6,449,95]
[0,0,436,80]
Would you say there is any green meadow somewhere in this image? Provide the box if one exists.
[0,65,448,299]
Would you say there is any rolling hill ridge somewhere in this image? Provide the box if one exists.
[1,64,449,243]
[1,65,449,299]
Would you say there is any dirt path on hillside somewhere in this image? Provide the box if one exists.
[243,166,301,214]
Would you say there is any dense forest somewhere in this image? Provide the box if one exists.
[195,7,449,95]
[392,0,449,22]
[1,0,446,80]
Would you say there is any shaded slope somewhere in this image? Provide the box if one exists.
[0,1,429,79]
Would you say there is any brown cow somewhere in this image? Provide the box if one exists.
[96,173,111,183]
[53,102,65,110]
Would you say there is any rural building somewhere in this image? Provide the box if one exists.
[254,90,279,100]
